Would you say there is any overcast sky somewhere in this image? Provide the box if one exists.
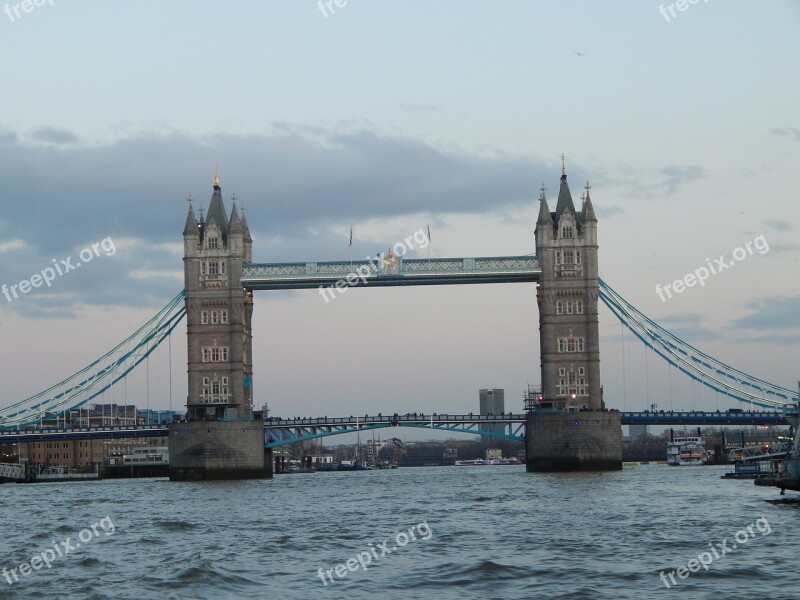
[0,1,798,432]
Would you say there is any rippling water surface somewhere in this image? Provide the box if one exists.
[1,464,798,599]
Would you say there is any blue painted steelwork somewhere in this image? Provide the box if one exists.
[264,414,528,447]
[0,424,169,443]
[599,280,798,408]
[0,292,186,429]
[263,410,789,447]
[241,256,541,290]
[0,410,788,445]
[618,410,788,426]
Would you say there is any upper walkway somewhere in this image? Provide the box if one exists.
[241,256,541,290]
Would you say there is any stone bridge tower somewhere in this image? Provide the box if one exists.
[182,174,254,420]
[535,160,601,410]
[526,160,621,472]
[168,173,268,481]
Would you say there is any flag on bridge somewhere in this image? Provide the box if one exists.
[427,224,431,243]
[349,227,353,246]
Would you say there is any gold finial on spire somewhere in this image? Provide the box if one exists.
[561,154,566,177]
[214,164,220,187]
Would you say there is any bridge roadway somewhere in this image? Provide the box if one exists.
[0,411,789,445]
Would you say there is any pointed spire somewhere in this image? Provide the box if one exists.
[538,183,553,225]
[555,154,576,218]
[229,194,244,235]
[205,178,229,241]
[241,204,253,243]
[199,203,205,224]
[583,180,596,222]
[183,194,199,237]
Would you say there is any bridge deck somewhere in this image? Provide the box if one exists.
[241,256,541,290]
[0,411,788,444]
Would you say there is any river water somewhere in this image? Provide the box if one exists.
[1,464,797,599]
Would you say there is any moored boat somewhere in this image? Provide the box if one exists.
[667,435,706,466]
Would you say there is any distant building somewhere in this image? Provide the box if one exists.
[480,389,505,415]
[17,403,170,469]
[629,424,648,439]
[479,389,505,444]
[366,439,387,464]
[485,448,502,460]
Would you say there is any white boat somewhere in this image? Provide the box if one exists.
[455,457,522,466]
[667,436,706,466]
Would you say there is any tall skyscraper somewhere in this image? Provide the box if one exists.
[479,388,505,444]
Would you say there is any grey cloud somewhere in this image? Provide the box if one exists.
[659,165,706,194]
[730,296,800,331]
[606,163,707,199]
[0,126,566,314]
[772,243,800,254]
[764,219,792,232]
[30,127,80,145]
[770,126,800,142]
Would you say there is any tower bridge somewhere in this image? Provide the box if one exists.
[2,163,797,481]
[166,162,617,479]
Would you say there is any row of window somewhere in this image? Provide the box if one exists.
[201,347,229,362]
[559,367,586,377]
[557,382,588,396]
[200,261,227,276]
[28,443,100,450]
[200,310,229,325]
[200,374,231,404]
[557,337,585,353]
[561,226,574,239]
[556,300,584,315]
[557,367,587,396]
[202,377,230,396]
[555,250,581,265]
